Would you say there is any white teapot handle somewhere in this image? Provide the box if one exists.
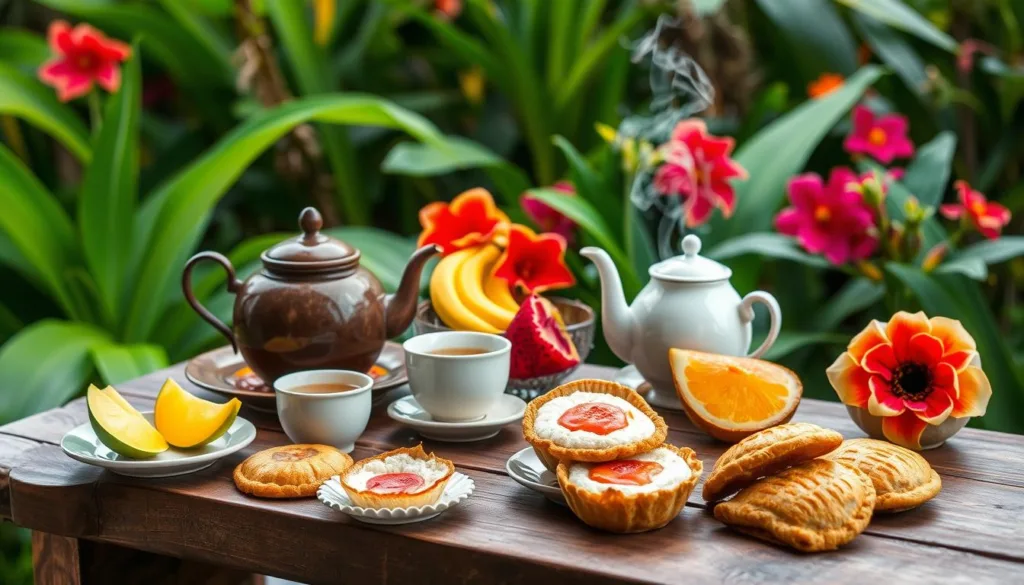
[738,291,782,359]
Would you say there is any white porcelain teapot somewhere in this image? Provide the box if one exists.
[581,234,781,399]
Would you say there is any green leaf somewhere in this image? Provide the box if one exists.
[707,233,832,269]
[693,0,727,15]
[852,12,928,97]
[858,159,947,251]
[935,257,987,281]
[552,136,615,223]
[0,62,91,162]
[835,0,957,52]
[0,320,109,423]
[939,237,1024,279]
[815,278,885,330]
[720,66,884,239]
[79,46,141,326]
[124,95,449,342]
[755,0,857,76]
[763,331,849,361]
[0,29,49,69]
[91,342,169,386]
[900,131,956,208]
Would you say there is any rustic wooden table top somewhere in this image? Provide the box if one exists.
[1,362,1023,584]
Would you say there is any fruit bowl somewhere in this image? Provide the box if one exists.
[413,297,595,396]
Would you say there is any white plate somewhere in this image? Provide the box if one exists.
[613,365,683,411]
[317,472,474,524]
[505,447,566,506]
[61,412,256,478]
[387,394,526,442]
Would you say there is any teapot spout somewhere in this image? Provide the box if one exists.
[384,244,440,338]
[580,247,635,364]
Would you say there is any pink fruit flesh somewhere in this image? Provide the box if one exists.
[505,295,580,379]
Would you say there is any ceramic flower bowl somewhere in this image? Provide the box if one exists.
[845,406,970,451]
[413,298,595,396]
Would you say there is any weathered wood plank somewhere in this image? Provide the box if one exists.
[0,433,42,519]
[32,532,81,585]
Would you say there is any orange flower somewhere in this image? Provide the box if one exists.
[808,73,844,99]
[827,312,992,450]
[493,225,575,294]
[418,188,510,255]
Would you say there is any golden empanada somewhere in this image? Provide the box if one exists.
[702,423,843,502]
[825,438,941,512]
[714,458,875,552]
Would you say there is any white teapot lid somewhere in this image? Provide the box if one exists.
[649,235,732,283]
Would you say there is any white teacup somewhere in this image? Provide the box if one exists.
[403,332,511,422]
[274,370,373,453]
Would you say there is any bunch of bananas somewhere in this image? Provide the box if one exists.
[430,244,521,333]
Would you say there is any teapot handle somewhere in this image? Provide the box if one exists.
[182,252,243,353]
[739,291,782,359]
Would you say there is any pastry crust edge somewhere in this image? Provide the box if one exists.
[340,444,455,509]
[233,445,353,499]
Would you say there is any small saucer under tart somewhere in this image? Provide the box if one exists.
[824,438,941,512]
[523,379,668,471]
[557,444,702,533]
[340,445,455,509]
[234,444,353,498]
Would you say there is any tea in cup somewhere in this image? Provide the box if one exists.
[274,370,373,452]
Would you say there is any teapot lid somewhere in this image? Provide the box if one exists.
[261,207,361,274]
[648,234,731,283]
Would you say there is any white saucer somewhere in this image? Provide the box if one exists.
[505,447,566,506]
[387,394,527,442]
[613,365,683,411]
[317,472,474,524]
[61,412,256,478]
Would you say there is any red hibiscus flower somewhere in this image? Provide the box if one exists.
[843,105,915,164]
[808,73,844,99]
[775,168,879,265]
[827,312,991,450]
[38,20,131,102]
[418,188,510,255]
[520,181,577,244]
[435,0,462,19]
[653,119,747,228]
[939,180,1011,240]
[493,225,574,294]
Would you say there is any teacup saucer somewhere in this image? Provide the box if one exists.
[612,365,683,411]
[387,395,527,442]
[505,447,566,506]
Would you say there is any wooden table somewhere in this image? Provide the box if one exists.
[2,363,1023,585]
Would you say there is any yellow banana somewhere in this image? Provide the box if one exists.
[457,245,517,330]
[483,265,521,314]
[430,248,501,333]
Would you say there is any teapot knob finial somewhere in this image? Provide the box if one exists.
[299,207,323,243]
[682,234,701,257]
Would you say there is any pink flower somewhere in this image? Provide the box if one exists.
[653,119,747,227]
[957,39,996,75]
[843,105,915,164]
[886,167,904,182]
[940,181,1011,239]
[38,20,131,102]
[775,168,879,265]
[520,181,577,244]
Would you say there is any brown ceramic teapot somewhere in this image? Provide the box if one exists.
[183,207,438,383]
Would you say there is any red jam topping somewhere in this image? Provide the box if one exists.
[588,460,664,486]
[366,472,425,494]
[557,402,628,435]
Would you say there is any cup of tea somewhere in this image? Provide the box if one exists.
[402,331,511,422]
[274,370,373,452]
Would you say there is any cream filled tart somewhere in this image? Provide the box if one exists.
[523,379,668,471]
[556,445,702,533]
[340,445,454,509]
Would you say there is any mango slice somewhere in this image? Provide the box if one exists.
[154,378,241,449]
[87,385,168,459]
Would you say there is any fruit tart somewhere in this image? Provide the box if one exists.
[523,379,668,471]
[557,444,702,533]
[340,445,455,509]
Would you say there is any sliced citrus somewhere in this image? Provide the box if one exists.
[154,378,241,449]
[669,349,802,443]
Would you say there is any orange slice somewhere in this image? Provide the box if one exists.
[669,349,802,444]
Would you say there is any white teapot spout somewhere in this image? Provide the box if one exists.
[580,247,635,363]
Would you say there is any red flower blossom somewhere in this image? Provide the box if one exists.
[808,73,844,99]
[435,0,462,19]
[775,168,879,265]
[418,188,510,255]
[827,312,991,450]
[653,119,747,228]
[939,181,1011,240]
[843,105,915,164]
[38,20,131,102]
[520,181,577,244]
[493,225,575,294]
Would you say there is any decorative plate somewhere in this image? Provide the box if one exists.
[60,412,256,478]
[387,395,526,442]
[505,447,566,506]
[185,341,408,412]
[317,472,474,524]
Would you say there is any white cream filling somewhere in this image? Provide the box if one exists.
[344,454,448,494]
[533,392,656,449]
[568,447,691,494]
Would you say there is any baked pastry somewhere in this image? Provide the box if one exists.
[825,438,941,512]
[523,379,668,471]
[340,445,454,509]
[556,444,702,533]
[234,444,353,498]
[714,458,876,552]
[702,422,843,502]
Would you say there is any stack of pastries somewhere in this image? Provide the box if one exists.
[523,379,703,533]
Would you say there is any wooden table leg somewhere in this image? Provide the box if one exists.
[32,532,81,585]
